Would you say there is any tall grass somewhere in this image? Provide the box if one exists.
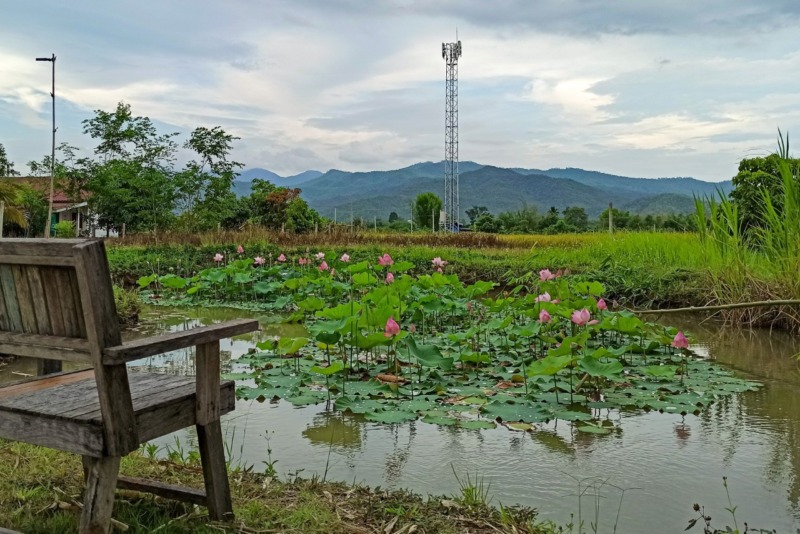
[693,139,800,329]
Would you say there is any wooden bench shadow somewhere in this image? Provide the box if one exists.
[0,239,259,533]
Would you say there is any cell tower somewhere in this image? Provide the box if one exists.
[442,39,462,231]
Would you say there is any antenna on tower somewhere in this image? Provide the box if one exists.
[441,37,462,232]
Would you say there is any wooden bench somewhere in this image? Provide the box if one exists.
[0,239,259,533]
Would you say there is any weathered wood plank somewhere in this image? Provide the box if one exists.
[58,267,84,338]
[0,331,91,362]
[41,267,66,337]
[116,476,207,506]
[26,266,64,375]
[0,410,103,456]
[58,374,186,420]
[137,383,235,443]
[80,455,120,534]
[0,369,94,400]
[11,265,36,334]
[196,341,221,425]
[0,265,22,332]
[25,266,51,334]
[0,238,85,258]
[0,274,8,332]
[197,420,233,520]
[103,319,260,364]
[0,255,76,267]
[73,240,138,456]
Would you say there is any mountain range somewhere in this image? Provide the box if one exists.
[234,162,732,220]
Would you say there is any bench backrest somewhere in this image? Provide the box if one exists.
[0,239,137,455]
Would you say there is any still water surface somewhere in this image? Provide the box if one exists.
[5,306,800,533]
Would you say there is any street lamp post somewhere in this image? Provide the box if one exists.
[36,53,56,238]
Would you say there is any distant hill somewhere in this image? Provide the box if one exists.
[232,161,730,221]
[238,168,281,183]
[233,168,324,198]
[622,193,697,215]
[515,167,732,197]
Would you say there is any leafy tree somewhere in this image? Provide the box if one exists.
[0,143,19,176]
[563,206,588,231]
[540,206,559,229]
[413,192,442,229]
[598,207,631,230]
[496,206,539,233]
[82,102,179,233]
[0,181,28,228]
[248,179,320,233]
[730,153,800,232]
[175,126,243,230]
[474,212,499,233]
[466,205,489,226]
[388,211,399,222]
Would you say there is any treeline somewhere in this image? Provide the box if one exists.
[461,204,695,233]
[1,102,320,237]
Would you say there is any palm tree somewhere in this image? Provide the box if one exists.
[0,181,28,228]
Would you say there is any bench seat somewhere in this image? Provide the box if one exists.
[0,370,235,456]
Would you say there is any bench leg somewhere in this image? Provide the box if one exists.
[80,456,120,534]
[197,420,233,521]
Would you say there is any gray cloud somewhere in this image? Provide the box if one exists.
[1,1,799,181]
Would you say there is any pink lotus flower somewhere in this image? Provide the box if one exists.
[213,253,224,263]
[555,269,563,278]
[315,252,325,260]
[672,331,689,349]
[437,267,443,273]
[237,245,244,254]
[571,308,591,326]
[385,272,394,284]
[378,253,394,266]
[539,269,556,281]
[597,298,608,311]
[331,268,336,276]
[254,256,266,266]
[539,309,552,323]
[298,257,307,265]
[535,292,551,303]
[340,253,350,262]
[551,299,560,304]
[409,323,416,333]
[319,261,329,271]
[277,253,286,262]
[384,316,400,338]
[432,257,448,268]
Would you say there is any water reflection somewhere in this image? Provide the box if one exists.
[302,411,364,448]
[4,306,800,531]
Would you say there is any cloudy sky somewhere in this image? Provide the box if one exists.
[2,1,799,181]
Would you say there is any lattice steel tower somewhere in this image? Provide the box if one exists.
[442,39,462,231]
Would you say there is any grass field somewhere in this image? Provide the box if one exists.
[0,440,556,533]
[106,229,800,329]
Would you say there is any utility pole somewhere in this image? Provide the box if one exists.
[0,201,5,238]
[36,53,56,239]
[432,208,435,232]
[608,202,613,234]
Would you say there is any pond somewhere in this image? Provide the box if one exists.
[3,305,800,533]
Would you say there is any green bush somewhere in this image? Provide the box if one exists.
[53,220,76,238]
[113,286,141,325]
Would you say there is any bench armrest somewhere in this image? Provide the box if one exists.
[102,319,260,365]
